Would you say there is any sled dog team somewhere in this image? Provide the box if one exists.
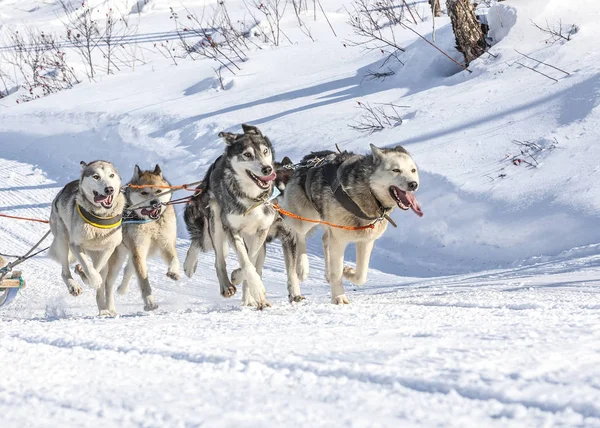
[48,124,422,315]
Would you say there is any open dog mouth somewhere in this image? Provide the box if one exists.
[389,186,423,217]
[93,191,114,209]
[140,207,161,220]
[246,170,276,189]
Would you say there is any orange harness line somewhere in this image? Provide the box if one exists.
[271,204,376,231]
[126,183,198,191]
[0,213,50,224]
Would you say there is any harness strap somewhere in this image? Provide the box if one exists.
[321,162,398,228]
[122,218,154,225]
[76,205,122,229]
[322,163,380,221]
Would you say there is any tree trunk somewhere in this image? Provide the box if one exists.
[446,0,486,65]
[429,0,442,17]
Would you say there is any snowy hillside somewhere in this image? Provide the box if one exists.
[1,0,600,426]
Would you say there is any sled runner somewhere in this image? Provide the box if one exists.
[0,269,25,308]
[0,230,51,308]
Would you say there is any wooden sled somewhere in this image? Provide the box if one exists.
[0,270,25,308]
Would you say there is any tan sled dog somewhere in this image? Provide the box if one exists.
[105,165,179,314]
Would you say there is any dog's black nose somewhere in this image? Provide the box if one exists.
[105,186,114,195]
[261,165,273,176]
[408,181,418,191]
[150,199,161,208]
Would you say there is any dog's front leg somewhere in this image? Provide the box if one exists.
[105,245,128,314]
[230,243,265,285]
[130,246,157,311]
[324,231,349,305]
[118,258,135,295]
[161,243,180,281]
[90,249,118,316]
[230,229,270,309]
[343,240,375,286]
[282,234,303,303]
[210,215,236,298]
[71,244,103,289]
[296,233,310,282]
[51,238,82,297]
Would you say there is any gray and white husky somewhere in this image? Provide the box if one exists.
[183,124,299,308]
[104,164,179,314]
[48,160,125,315]
[231,156,303,302]
[280,144,423,304]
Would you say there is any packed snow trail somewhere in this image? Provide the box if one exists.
[2,157,600,427]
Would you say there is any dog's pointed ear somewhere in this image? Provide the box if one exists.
[241,124,262,136]
[132,164,141,180]
[392,145,409,155]
[153,164,162,177]
[218,131,237,146]
[281,156,293,166]
[80,161,87,169]
[370,144,384,163]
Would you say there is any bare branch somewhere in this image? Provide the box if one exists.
[348,101,406,134]
[514,49,570,76]
[515,61,558,83]
[531,19,578,44]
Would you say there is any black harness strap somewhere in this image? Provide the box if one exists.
[322,163,397,228]
[76,205,122,229]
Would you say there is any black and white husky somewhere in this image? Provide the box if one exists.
[183,124,300,308]
[280,145,423,304]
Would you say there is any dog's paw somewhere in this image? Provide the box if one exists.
[289,294,306,303]
[343,266,356,278]
[183,256,197,278]
[343,266,367,286]
[220,284,237,298]
[256,300,272,310]
[332,294,350,305]
[167,271,179,281]
[243,275,270,309]
[242,295,271,310]
[67,279,82,296]
[230,268,243,286]
[98,309,118,317]
[144,296,158,311]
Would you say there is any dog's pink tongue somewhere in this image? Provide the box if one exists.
[262,171,277,182]
[405,192,423,217]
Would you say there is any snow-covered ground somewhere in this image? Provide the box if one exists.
[1,0,600,426]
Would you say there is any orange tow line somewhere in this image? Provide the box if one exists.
[271,204,377,231]
[0,214,50,224]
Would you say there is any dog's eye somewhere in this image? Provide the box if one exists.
[411,168,416,173]
[243,152,252,158]
[92,174,100,180]
[392,169,402,174]
[109,173,115,178]
[156,189,162,194]
[263,148,269,155]
[141,191,148,196]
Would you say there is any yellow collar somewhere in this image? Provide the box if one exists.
[76,204,122,229]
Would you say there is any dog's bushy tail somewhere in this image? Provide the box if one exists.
[184,193,213,252]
